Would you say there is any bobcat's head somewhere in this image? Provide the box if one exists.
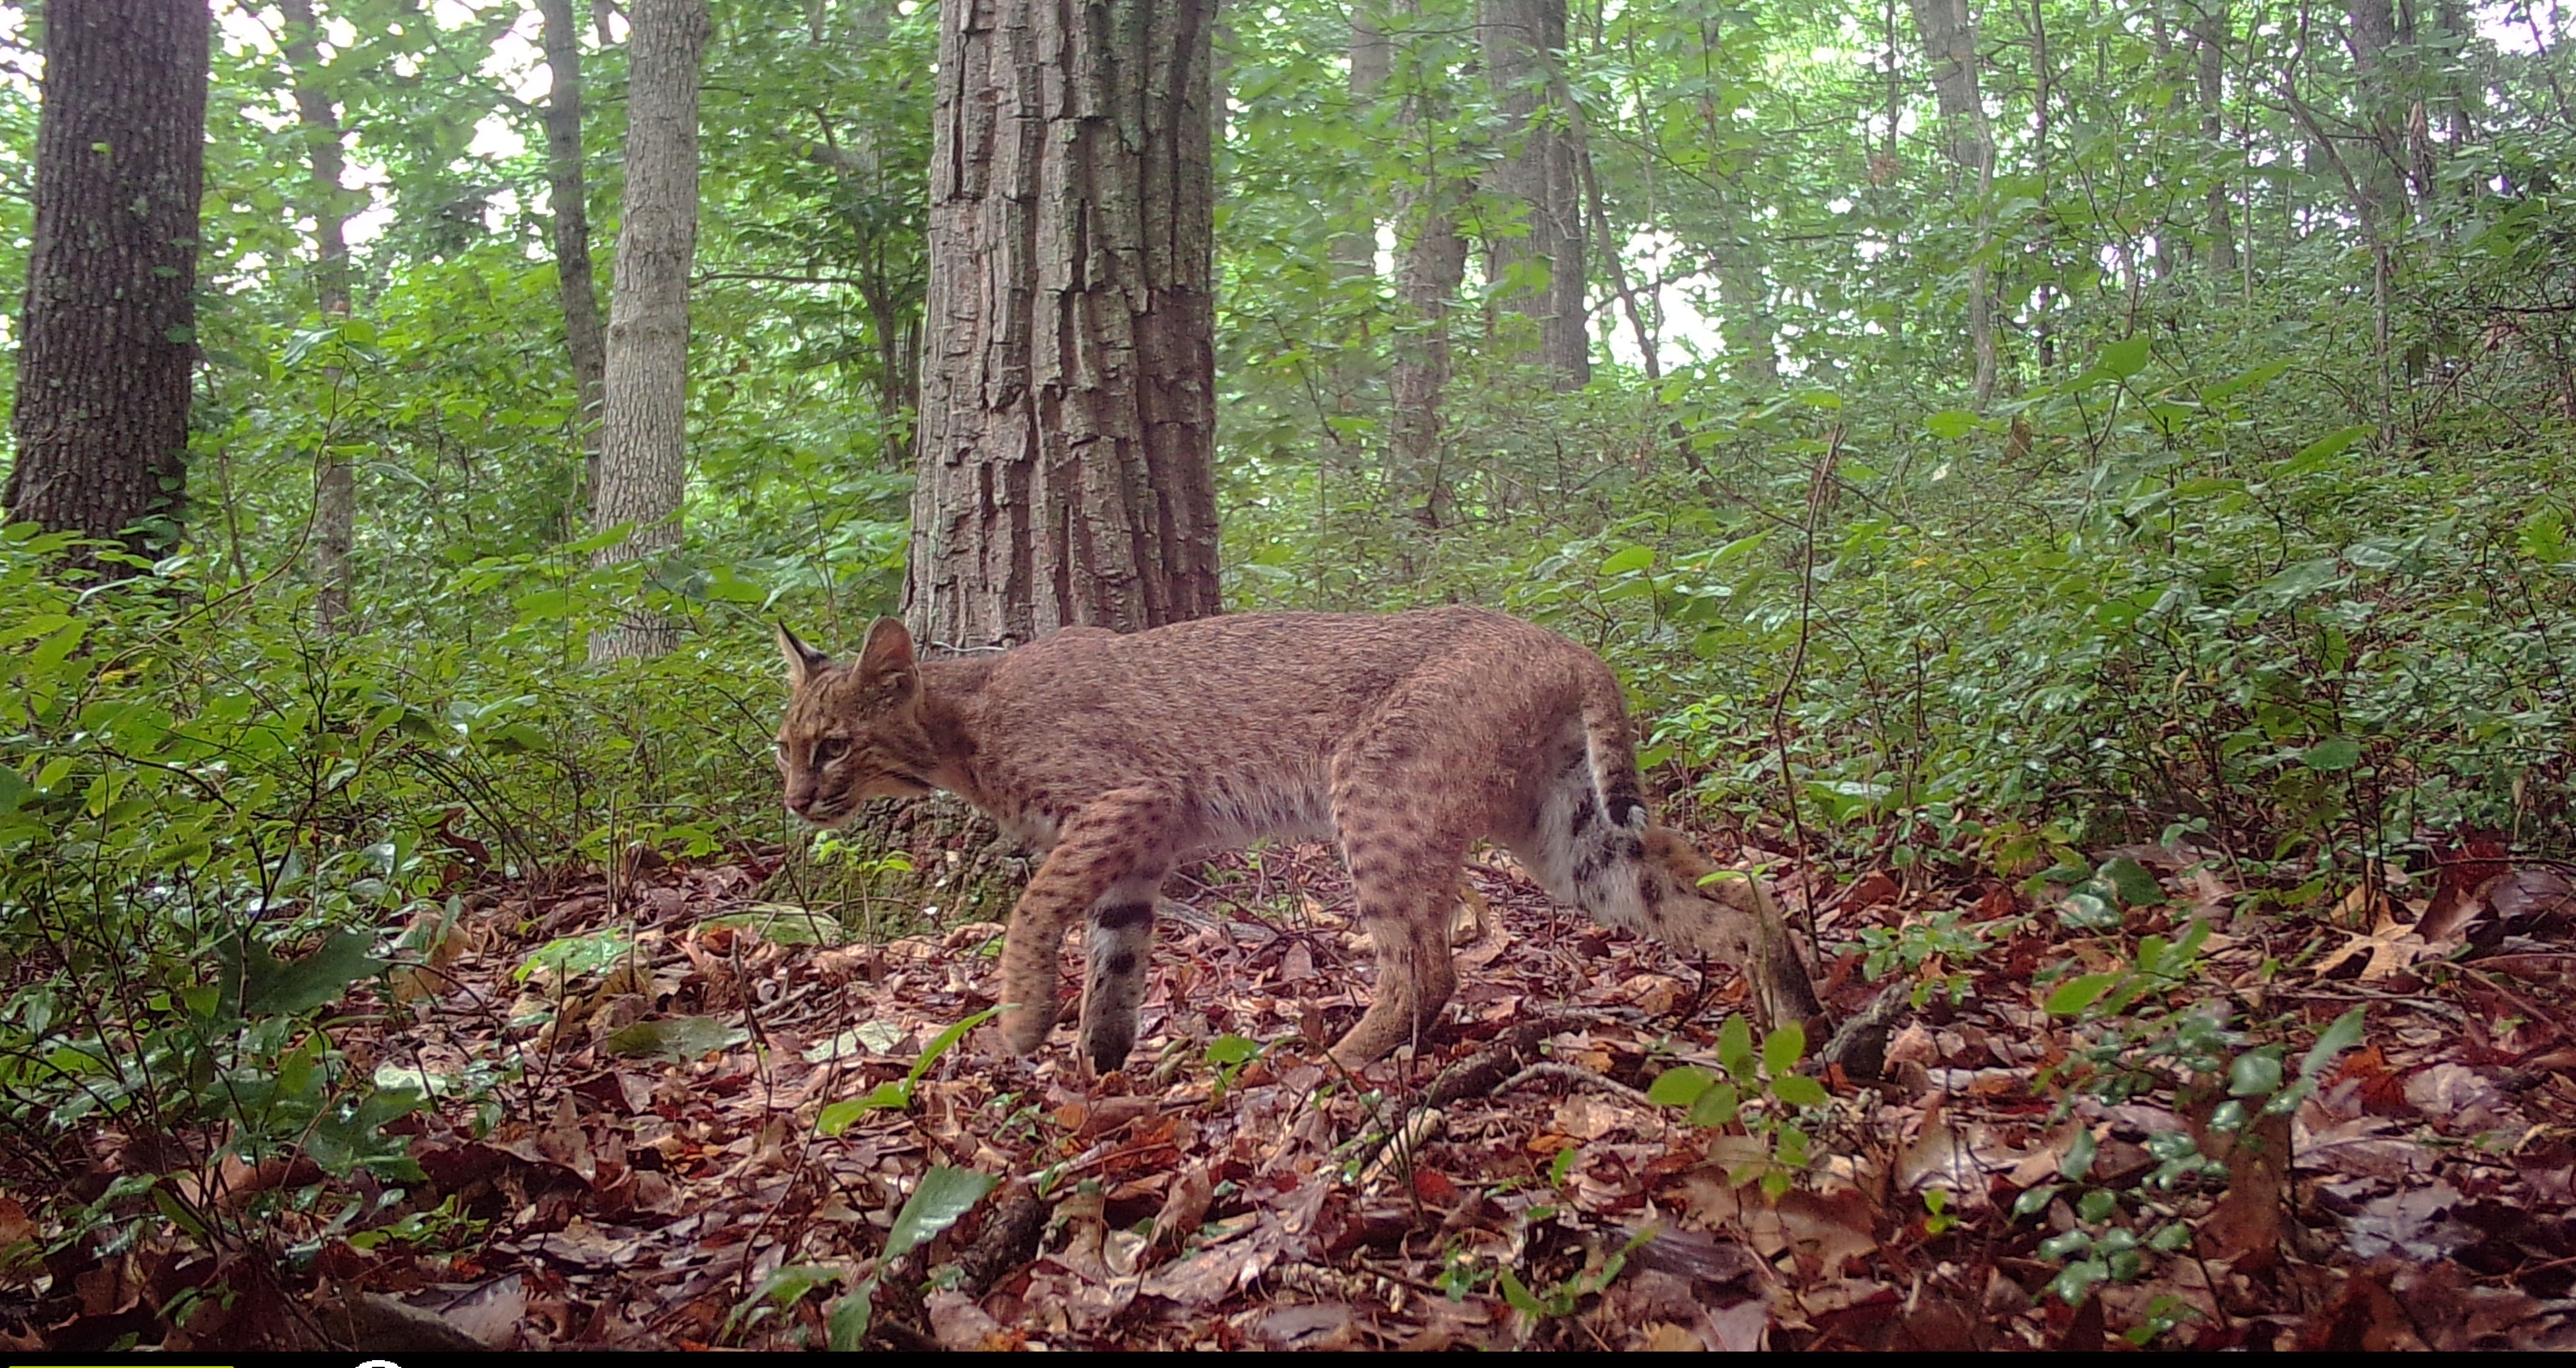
[773,618,941,825]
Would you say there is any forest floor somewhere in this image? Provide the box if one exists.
[60,832,2576,1351]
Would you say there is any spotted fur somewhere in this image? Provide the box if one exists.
[773,608,1820,1074]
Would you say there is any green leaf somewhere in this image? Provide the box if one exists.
[826,1280,876,1350]
[2062,1127,2098,1181]
[2252,557,2345,605]
[1924,408,1979,438]
[1497,1266,1546,1316]
[2301,736,2362,772]
[1687,1080,1742,1128]
[2044,972,2121,1018]
[2100,336,2150,377]
[1770,1074,1828,1107]
[2227,1050,2284,1098]
[1204,1034,1260,1067]
[1762,1022,1807,1077]
[243,932,386,1016]
[2057,892,2120,931]
[884,1166,998,1262]
[2299,1006,2367,1081]
[2278,423,2373,477]
[700,903,848,946]
[512,587,574,625]
[604,1014,751,1061]
[515,928,632,983]
[2097,857,2165,907]
[2012,1184,2060,1218]
[1600,545,1655,575]
[908,1006,1001,1085]
[818,1080,915,1133]
[1646,1065,1716,1108]
[1716,1015,1755,1079]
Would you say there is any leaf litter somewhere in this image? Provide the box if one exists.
[23,837,2576,1351]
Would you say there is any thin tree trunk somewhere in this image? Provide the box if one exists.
[1478,0,1587,387]
[1330,0,1391,281]
[590,0,710,663]
[2028,0,2057,369]
[281,0,354,629]
[4,0,208,563]
[2345,0,2413,227]
[2188,0,2239,275]
[1909,0,1995,402]
[904,0,1221,645]
[539,0,608,530]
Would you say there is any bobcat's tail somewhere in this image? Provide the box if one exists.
[1579,668,1650,834]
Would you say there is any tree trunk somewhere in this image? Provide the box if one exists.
[904,0,1222,645]
[1478,0,1587,388]
[1909,0,1995,403]
[281,0,354,630]
[2186,0,2238,275]
[539,0,608,529]
[589,0,710,663]
[3,0,208,563]
[2345,0,2408,215]
[1329,0,1391,281]
[1388,0,1470,530]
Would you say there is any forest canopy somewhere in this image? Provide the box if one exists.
[2,0,2574,1352]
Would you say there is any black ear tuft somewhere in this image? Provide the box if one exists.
[775,622,832,686]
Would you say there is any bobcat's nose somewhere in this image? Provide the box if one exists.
[785,789,813,818]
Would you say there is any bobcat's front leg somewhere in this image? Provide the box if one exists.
[1077,878,1166,1075]
[995,787,1174,1060]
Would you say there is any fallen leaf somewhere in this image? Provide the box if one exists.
[603,1014,750,1061]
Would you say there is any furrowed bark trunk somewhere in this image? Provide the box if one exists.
[589,0,709,663]
[4,0,209,565]
[1478,0,1587,388]
[904,0,1222,646]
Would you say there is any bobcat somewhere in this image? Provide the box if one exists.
[772,607,1820,1074]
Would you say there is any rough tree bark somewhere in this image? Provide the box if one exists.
[1478,0,1587,387]
[1909,0,1996,403]
[3,0,209,561]
[281,0,355,629]
[1388,0,1470,530]
[538,0,608,527]
[589,0,710,663]
[904,0,1222,645]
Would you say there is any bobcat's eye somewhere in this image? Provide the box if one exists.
[815,738,850,764]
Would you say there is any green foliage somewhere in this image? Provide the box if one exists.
[1647,1016,1827,1197]
[1203,1033,1262,1102]
[821,1164,1000,1348]
[816,1007,1000,1133]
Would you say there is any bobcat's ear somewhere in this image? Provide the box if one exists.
[856,617,918,694]
[775,622,832,688]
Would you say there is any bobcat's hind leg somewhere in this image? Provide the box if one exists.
[995,787,1175,1058]
[1328,801,1470,1067]
[1077,876,1167,1076]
